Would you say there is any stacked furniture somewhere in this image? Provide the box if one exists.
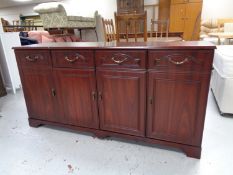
[200,18,233,44]
[211,45,233,114]
[13,41,215,158]
[33,2,99,39]
[116,0,147,41]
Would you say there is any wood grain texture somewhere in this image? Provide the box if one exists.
[12,41,216,50]
[97,69,146,137]
[53,68,99,129]
[95,50,146,69]
[20,67,56,122]
[51,50,94,68]
[117,0,144,14]
[148,50,214,73]
[13,41,215,159]
[147,71,211,146]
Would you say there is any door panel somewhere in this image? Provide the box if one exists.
[147,71,210,145]
[54,69,99,129]
[97,70,146,137]
[183,2,203,40]
[169,4,186,32]
[21,67,56,121]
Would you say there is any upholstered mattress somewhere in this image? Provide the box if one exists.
[213,45,233,77]
[211,45,233,114]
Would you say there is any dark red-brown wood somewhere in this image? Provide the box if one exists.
[13,41,215,159]
[53,68,99,129]
[147,71,211,146]
[20,67,57,122]
[97,69,146,137]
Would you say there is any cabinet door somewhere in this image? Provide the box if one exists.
[183,2,203,40]
[97,70,146,137]
[21,68,56,122]
[147,71,210,146]
[169,4,186,32]
[53,69,99,129]
[171,0,186,4]
[117,0,144,13]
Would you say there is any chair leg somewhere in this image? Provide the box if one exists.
[79,29,82,39]
[95,28,98,41]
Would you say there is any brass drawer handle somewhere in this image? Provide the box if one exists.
[64,53,86,63]
[64,56,78,63]
[112,57,128,64]
[111,53,130,64]
[169,57,189,65]
[25,55,38,62]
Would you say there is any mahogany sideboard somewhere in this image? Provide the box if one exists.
[13,41,215,158]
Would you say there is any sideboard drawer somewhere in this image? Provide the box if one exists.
[52,50,94,68]
[148,50,213,72]
[95,50,146,69]
[16,50,51,67]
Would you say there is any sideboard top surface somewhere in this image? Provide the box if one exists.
[13,41,216,50]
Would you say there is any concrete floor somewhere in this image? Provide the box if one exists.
[0,90,233,175]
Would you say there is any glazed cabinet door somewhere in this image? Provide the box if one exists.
[53,69,99,129]
[97,70,146,137]
[21,67,56,122]
[147,71,210,146]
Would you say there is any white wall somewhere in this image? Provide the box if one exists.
[0,4,39,23]
[62,0,116,19]
[202,0,233,19]
[1,0,233,23]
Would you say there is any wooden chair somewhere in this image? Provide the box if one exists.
[150,19,169,38]
[150,19,182,42]
[114,11,147,42]
[24,19,35,31]
[102,18,116,42]
[1,18,13,32]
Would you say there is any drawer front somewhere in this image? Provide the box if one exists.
[16,50,51,67]
[52,50,94,68]
[148,50,214,72]
[95,50,146,69]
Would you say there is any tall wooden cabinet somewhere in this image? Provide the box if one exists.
[117,0,144,14]
[14,42,215,158]
[169,0,203,40]
[116,0,145,35]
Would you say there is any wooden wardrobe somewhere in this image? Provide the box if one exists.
[169,0,203,40]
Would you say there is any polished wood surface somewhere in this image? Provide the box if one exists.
[51,50,94,68]
[169,0,203,40]
[117,0,144,14]
[14,41,215,158]
[53,69,99,129]
[158,0,171,23]
[97,70,146,136]
[13,41,215,50]
[95,50,146,69]
[19,67,56,122]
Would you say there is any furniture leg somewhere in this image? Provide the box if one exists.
[29,118,42,128]
[95,28,98,41]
